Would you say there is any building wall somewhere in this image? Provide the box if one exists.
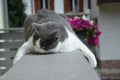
[54,0,64,13]
[24,0,90,14]
[0,0,4,29]
[91,0,120,60]
[91,0,99,17]
[0,0,8,29]
[22,0,34,15]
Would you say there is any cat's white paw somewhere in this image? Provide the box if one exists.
[13,58,18,64]
[13,51,25,64]
[90,59,97,68]
[13,54,23,64]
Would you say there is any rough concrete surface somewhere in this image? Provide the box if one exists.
[1,50,100,80]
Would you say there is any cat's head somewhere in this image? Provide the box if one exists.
[31,22,62,52]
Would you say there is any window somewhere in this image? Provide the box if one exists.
[64,0,84,13]
[70,0,79,12]
[34,0,91,13]
[34,0,54,13]
[40,0,49,9]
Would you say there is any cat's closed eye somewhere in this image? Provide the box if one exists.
[40,37,58,50]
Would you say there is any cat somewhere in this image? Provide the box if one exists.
[13,9,97,67]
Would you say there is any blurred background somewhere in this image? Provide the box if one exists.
[0,0,120,80]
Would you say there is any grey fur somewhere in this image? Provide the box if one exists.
[32,22,69,50]
[13,9,97,67]
[24,9,74,41]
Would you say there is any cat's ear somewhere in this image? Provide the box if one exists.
[50,30,58,36]
[32,23,42,33]
[49,30,59,39]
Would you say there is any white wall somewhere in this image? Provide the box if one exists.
[99,3,120,60]
[54,0,64,13]
[83,0,89,13]
[22,0,33,15]
[0,0,6,29]
[91,0,99,17]
[0,0,8,29]
[0,0,4,29]
[91,1,120,60]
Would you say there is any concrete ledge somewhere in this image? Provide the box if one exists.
[1,50,100,80]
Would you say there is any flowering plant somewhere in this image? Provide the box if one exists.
[69,16,102,47]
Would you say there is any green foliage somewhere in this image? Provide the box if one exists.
[7,0,26,28]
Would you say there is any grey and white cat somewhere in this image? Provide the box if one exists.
[13,9,97,67]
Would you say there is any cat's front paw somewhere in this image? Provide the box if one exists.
[13,58,18,64]
[13,51,25,64]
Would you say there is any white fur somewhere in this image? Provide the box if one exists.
[60,28,97,67]
[13,28,97,67]
[13,37,34,64]
[34,39,46,53]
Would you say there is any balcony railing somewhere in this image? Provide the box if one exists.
[0,28,24,75]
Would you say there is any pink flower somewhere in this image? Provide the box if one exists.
[83,20,92,27]
[88,37,99,45]
[97,31,102,36]
[94,24,98,30]
[80,24,87,28]
[73,25,79,30]
[68,17,102,47]
[88,37,93,43]
[94,37,99,45]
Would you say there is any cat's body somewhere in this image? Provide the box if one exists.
[13,9,97,67]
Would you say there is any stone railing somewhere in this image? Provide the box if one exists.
[1,50,100,80]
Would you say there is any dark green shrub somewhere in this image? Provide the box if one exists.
[7,0,26,28]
